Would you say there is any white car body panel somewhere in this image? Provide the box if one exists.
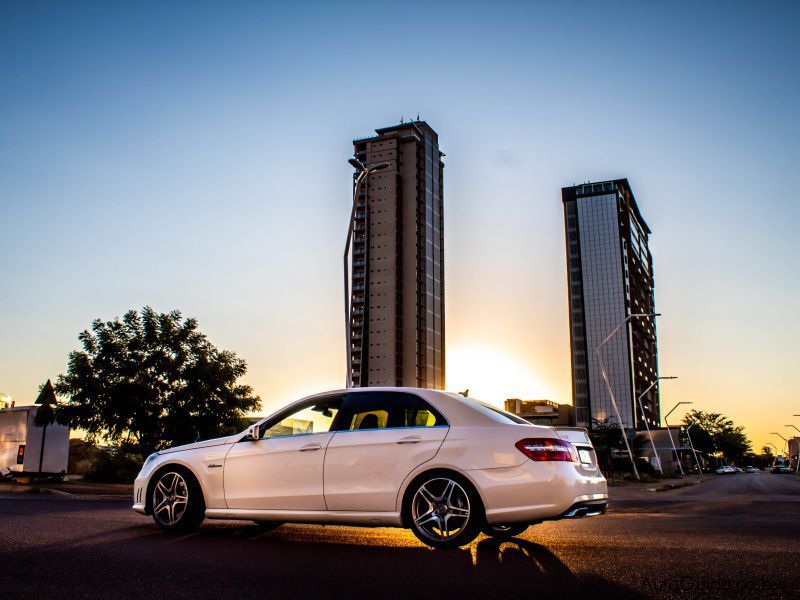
[323,426,448,511]
[224,432,333,510]
[133,387,608,529]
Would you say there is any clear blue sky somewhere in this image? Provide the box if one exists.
[1,1,798,451]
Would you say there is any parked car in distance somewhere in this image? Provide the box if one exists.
[132,388,608,549]
[745,466,757,473]
[715,465,736,474]
[770,465,793,474]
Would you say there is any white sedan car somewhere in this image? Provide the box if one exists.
[133,388,607,549]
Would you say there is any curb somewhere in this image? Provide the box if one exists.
[645,478,710,492]
[0,485,130,500]
[39,488,130,500]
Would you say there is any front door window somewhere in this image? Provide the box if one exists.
[260,397,341,439]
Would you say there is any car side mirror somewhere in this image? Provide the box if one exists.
[245,424,260,441]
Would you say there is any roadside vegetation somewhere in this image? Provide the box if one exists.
[53,307,261,482]
[590,410,766,482]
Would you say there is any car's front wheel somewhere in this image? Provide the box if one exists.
[405,472,482,550]
[150,467,205,532]
[482,523,529,539]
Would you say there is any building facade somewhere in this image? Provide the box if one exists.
[562,179,659,430]
[504,399,574,427]
[348,121,445,389]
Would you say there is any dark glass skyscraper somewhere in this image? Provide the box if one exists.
[348,121,445,389]
[562,179,659,430]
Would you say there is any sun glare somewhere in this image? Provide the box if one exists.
[446,345,553,408]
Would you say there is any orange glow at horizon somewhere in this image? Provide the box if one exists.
[445,345,560,408]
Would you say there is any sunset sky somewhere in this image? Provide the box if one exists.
[1,1,798,453]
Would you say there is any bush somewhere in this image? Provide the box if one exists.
[68,439,103,475]
[610,456,657,481]
[83,446,144,483]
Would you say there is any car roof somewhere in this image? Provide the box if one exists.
[264,387,545,429]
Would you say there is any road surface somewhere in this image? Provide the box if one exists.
[1,471,798,599]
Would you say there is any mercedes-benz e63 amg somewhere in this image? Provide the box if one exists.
[133,388,607,549]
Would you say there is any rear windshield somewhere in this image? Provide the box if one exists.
[445,393,531,425]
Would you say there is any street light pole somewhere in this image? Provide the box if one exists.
[344,159,391,387]
[685,423,703,474]
[664,401,693,475]
[595,312,660,481]
[783,425,800,473]
[635,376,677,474]
[771,432,788,455]
[765,442,779,468]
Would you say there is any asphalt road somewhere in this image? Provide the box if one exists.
[1,472,798,600]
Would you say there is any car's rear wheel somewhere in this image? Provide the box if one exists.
[481,523,529,539]
[405,472,482,550]
[151,467,204,532]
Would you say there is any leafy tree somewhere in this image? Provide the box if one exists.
[743,447,775,469]
[33,379,58,475]
[55,307,261,454]
[589,419,649,477]
[760,445,775,462]
[682,409,752,461]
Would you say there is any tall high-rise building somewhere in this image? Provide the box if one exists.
[348,121,445,389]
[562,179,659,430]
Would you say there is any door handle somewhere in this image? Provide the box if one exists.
[299,443,322,452]
[396,436,422,444]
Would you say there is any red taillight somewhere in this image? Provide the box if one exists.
[515,438,579,462]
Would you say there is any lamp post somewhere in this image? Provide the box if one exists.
[344,159,391,387]
[765,442,779,468]
[635,376,677,474]
[784,426,800,473]
[664,401,693,475]
[595,312,660,481]
[771,432,788,455]
[685,423,704,474]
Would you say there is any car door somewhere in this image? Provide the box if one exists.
[224,394,343,510]
[323,391,449,512]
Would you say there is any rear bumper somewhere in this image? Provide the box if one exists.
[466,460,608,525]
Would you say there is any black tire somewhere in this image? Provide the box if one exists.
[252,521,284,531]
[150,466,205,532]
[481,523,529,539]
[403,471,483,550]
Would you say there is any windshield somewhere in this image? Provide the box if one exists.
[445,393,531,426]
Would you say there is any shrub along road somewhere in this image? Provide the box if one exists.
[0,472,797,599]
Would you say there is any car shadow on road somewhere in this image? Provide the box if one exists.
[136,522,648,599]
[0,514,646,599]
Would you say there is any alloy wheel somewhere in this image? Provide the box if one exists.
[152,471,189,526]
[411,477,471,542]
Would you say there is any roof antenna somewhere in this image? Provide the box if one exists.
[400,115,404,124]
[416,112,420,121]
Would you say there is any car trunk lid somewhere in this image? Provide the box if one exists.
[553,427,598,470]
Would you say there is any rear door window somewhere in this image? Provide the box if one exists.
[336,392,447,431]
